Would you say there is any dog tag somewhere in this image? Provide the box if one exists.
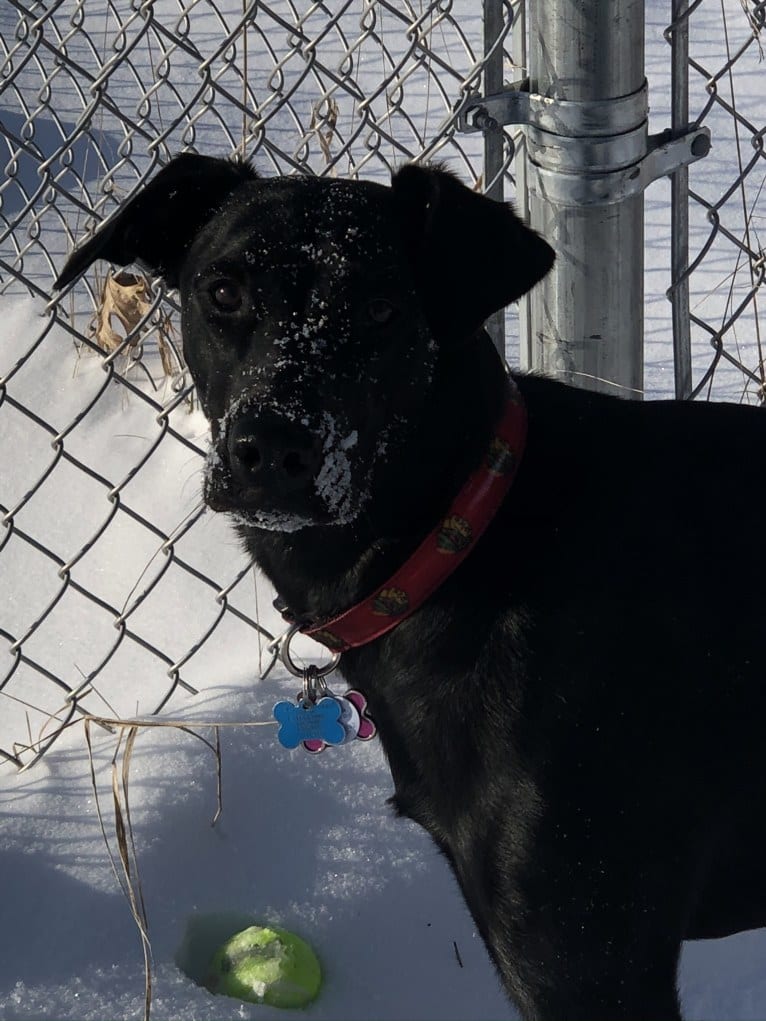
[337,694,361,743]
[302,694,360,753]
[273,696,346,750]
[344,689,377,741]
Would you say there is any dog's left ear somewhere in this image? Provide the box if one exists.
[392,163,555,340]
[54,153,257,291]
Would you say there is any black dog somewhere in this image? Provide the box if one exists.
[56,154,766,1020]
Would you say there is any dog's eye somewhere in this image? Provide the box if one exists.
[367,298,396,325]
[210,279,243,312]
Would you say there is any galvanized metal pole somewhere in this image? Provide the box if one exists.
[483,0,506,355]
[526,0,645,398]
[510,0,530,372]
[670,0,693,399]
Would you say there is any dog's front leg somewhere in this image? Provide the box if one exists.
[492,930,683,1021]
[478,883,685,1021]
[461,836,687,1021]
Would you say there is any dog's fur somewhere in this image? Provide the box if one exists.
[56,154,766,1020]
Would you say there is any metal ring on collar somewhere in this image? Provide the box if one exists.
[277,622,342,679]
[301,664,329,705]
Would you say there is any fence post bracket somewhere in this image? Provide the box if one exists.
[458,79,710,206]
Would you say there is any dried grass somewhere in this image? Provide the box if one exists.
[87,269,188,401]
[310,96,340,168]
[81,713,275,1021]
[740,0,764,57]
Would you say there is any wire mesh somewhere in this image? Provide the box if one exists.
[666,0,766,401]
[0,1,495,769]
[1,1,764,771]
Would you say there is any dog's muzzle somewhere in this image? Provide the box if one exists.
[204,401,363,531]
[226,407,323,495]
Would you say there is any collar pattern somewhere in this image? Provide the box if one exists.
[281,376,527,654]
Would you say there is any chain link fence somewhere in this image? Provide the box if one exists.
[0,0,496,770]
[665,0,765,401]
[1,1,764,770]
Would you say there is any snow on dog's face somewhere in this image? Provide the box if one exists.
[182,176,435,531]
[54,155,554,533]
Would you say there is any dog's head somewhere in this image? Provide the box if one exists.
[56,155,554,532]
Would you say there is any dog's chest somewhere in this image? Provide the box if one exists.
[342,648,518,819]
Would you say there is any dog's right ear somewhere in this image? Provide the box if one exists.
[391,163,554,343]
[54,153,257,291]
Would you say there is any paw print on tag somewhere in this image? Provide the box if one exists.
[273,697,346,750]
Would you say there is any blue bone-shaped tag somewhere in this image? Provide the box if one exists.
[273,697,346,749]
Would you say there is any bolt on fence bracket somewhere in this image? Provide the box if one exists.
[458,78,711,207]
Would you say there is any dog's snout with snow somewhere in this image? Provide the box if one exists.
[183,174,441,532]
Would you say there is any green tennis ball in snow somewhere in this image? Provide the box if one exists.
[205,924,322,1008]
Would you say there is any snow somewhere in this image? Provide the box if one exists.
[1,2,766,1020]
[313,413,360,522]
[2,675,507,1021]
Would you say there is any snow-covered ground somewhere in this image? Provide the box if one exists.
[1,2,765,1019]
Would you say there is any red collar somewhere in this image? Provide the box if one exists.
[283,377,527,654]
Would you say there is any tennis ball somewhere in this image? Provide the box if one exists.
[205,924,322,1008]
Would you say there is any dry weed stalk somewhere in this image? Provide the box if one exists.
[740,0,764,57]
[83,713,275,1021]
[90,269,185,396]
[310,96,340,168]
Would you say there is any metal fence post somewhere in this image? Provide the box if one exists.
[525,0,646,397]
[669,0,693,399]
[483,0,507,355]
[466,3,710,396]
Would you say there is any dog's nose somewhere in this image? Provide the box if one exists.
[227,411,322,493]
